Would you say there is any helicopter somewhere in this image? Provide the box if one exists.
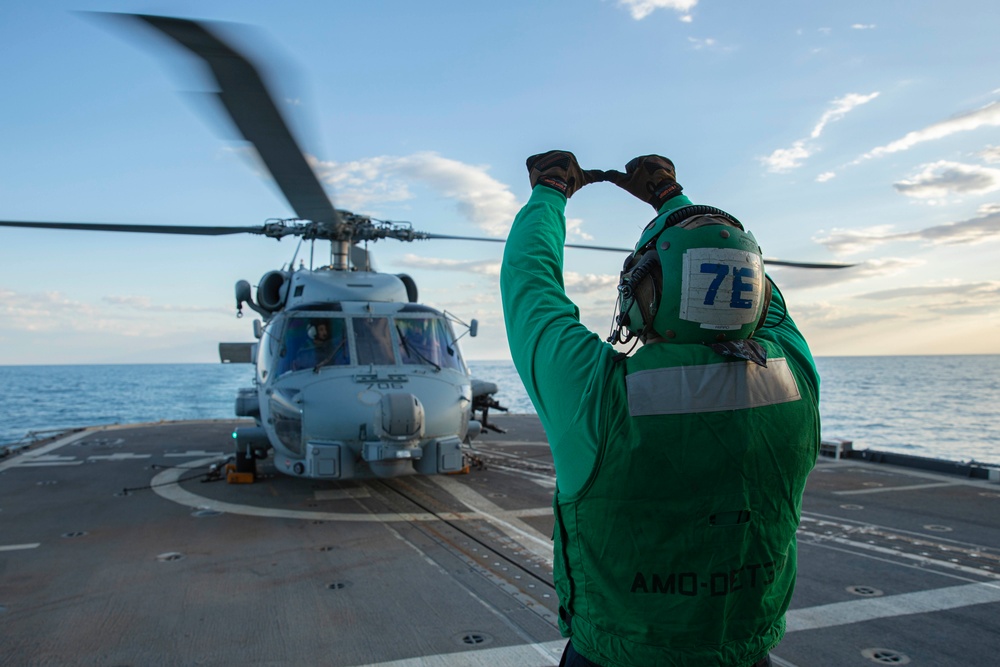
[1,14,852,481]
[0,14,509,481]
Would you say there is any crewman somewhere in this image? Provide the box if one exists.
[499,151,820,667]
[293,319,348,370]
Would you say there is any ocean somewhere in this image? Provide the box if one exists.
[1,356,997,465]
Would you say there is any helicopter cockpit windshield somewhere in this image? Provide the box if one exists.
[395,316,463,371]
[270,310,466,377]
[353,317,395,366]
[277,316,351,375]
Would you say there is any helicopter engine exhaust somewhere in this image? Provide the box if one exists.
[396,274,418,303]
[257,270,289,312]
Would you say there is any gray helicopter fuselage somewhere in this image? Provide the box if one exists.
[235,268,477,479]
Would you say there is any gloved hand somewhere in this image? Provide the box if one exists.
[605,155,683,212]
[526,150,607,198]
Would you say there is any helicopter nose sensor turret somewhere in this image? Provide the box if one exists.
[363,392,427,478]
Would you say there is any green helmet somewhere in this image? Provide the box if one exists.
[610,205,771,345]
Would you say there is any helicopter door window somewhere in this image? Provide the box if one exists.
[396,317,463,371]
[352,317,395,366]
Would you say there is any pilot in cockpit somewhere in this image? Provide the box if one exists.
[292,318,348,371]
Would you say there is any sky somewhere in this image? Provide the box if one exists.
[2,0,999,365]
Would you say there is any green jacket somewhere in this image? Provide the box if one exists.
[500,186,820,667]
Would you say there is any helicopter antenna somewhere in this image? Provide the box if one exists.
[288,236,305,272]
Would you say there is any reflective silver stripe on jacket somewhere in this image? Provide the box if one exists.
[627,358,801,416]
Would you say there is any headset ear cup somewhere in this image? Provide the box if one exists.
[613,248,662,341]
[622,252,636,271]
[754,278,773,334]
[625,297,644,337]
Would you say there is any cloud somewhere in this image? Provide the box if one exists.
[893,161,1000,199]
[791,301,902,330]
[855,280,1000,316]
[814,225,897,255]
[310,152,521,236]
[858,101,1000,161]
[810,93,881,139]
[564,272,619,294]
[395,254,617,296]
[688,37,727,51]
[0,288,223,338]
[851,24,876,30]
[790,300,902,330]
[906,209,1000,244]
[856,280,1000,301]
[0,289,99,330]
[816,172,836,183]
[816,207,1000,254]
[617,0,698,20]
[980,145,1000,164]
[762,92,880,172]
[566,217,594,241]
[761,140,812,173]
[397,254,502,278]
[102,295,227,314]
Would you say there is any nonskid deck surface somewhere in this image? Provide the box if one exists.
[1,416,998,666]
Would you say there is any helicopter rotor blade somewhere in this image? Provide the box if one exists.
[123,14,341,227]
[421,234,626,254]
[0,220,263,236]
[759,258,855,269]
[417,233,855,268]
[418,233,505,244]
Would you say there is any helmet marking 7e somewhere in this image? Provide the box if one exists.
[609,205,772,346]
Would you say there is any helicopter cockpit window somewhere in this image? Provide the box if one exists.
[395,316,463,371]
[277,316,350,375]
[352,317,395,366]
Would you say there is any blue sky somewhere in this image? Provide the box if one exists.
[2,0,999,364]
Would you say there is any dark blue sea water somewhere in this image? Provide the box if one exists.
[1,356,997,464]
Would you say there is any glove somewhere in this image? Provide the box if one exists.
[605,155,683,212]
[526,150,607,198]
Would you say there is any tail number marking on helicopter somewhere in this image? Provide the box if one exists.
[354,373,407,389]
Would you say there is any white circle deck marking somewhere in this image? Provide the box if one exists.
[151,457,549,525]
